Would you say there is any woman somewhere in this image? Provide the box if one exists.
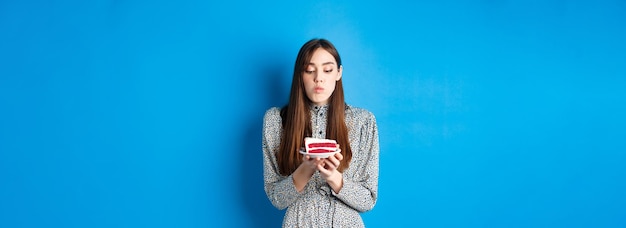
[262,38,379,227]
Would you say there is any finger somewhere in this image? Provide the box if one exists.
[334,152,343,161]
[324,159,338,170]
[326,154,337,162]
[317,163,328,172]
[326,155,340,167]
[318,162,337,178]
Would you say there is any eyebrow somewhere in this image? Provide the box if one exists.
[307,62,336,66]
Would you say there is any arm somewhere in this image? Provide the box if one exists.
[262,108,301,210]
[332,113,379,212]
[262,145,302,210]
[262,108,321,209]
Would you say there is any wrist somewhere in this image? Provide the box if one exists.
[295,163,315,178]
[293,164,316,193]
[328,171,343,191]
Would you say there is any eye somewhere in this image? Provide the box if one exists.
[304,70,315,74]
[324,69,334,73]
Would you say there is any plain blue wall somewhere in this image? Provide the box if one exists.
[1,0,625,227]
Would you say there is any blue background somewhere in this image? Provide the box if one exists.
[1,0,625,227]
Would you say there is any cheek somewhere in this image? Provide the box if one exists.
[327,81,337,91]
[331,73,340,85]
[303,78,314,89]
[302,75,312,86]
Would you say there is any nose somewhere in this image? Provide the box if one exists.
[314,73,323,83]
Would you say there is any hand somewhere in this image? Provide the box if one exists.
[293,155,325,193]
[302,155,324,172]
[317,151,344,193]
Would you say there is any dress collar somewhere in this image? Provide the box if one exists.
[310,103,329,111]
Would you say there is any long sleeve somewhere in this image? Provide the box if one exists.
[262,108,302,210]
[333,112,379,212]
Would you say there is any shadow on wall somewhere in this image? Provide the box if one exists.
[239,47,290,227]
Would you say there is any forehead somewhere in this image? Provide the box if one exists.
[308,48,337,65]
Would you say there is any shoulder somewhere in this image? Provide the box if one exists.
[346,105,376,122]
[345,105,377,131]
[263,107,283,127]
[264,107,282,119]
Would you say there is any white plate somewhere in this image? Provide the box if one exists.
[299,149,341,158]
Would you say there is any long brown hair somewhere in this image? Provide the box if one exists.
[277,38,353,176]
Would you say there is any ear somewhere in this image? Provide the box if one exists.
[336,65,343,81]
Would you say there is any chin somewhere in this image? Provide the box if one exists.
[312,97,327,103]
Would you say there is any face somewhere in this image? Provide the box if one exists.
[302,48,342,106]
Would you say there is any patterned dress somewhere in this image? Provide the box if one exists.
[262,104,379,227]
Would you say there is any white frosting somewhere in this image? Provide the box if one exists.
[304,137,338,152]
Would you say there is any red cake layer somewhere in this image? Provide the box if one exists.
[307,143,337,148]
[308,149,337,153]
